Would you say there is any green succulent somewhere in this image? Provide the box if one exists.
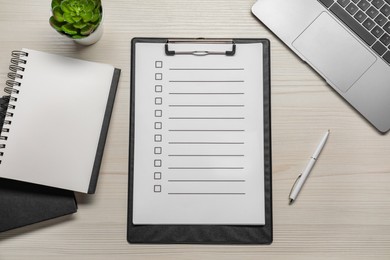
[49,0,102,39]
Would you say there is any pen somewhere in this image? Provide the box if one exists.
[289,130,330,205]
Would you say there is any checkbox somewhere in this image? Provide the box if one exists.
[155,110,162,117]
[154,172,162,180]
[155,61,163,68]
[154,134,162,142]
[154,185,161,192]
[155,85,163,92]
[154,147,162,154]
[154,159,162,167]
[155,73,162,80]
[154,122,162,129]
[155,97,162,105]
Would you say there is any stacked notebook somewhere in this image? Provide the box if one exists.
[0,49,121,232]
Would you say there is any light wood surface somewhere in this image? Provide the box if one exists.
[1,0,390,259]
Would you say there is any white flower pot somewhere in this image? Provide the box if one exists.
[73,22,104,45]
[72,10,104,46]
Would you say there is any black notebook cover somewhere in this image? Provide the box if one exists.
[0,178,77,233]
[0,96,77,233]
[88,68,121,194]
[128,38,272,244]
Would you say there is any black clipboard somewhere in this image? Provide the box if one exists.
[128,38,272,244]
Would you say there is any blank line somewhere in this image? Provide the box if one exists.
[168,167,244,170]
[169,130,245,132]
[169,93,244,95]
[169,68,244,71]
[168,154,244,157]
[169,80,244,83]
[169,105,245,107]
[168,142,244,145]
[168,180,245,182]
[168,193,246,195]
[169,117,245,120]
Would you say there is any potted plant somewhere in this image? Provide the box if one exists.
[49,0,103,45]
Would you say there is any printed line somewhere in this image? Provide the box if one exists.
[169,117,245,120]
[169,68,244,71]
[168,167,244,170]
[168,180,245,182]
[169,92,244,95]
[169,105,245,107]
[168,193,246,195]
[168,130,245,132]
[169,80,244,83]
[168,142,244,145]
[168,154,244,157]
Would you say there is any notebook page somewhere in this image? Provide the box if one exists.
[0,49,114,193]
[133,42,265,225]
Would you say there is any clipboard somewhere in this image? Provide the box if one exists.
[128,38,272,244]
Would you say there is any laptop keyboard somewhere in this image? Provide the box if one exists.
[318,0,390,65]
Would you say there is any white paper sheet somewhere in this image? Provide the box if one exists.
[133,42,265,224]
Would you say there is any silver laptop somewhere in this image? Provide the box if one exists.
[252,0,390,133]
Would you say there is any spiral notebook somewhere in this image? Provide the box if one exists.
[0,96,77,233]
[128,38,272,244]
[0,49,121,193]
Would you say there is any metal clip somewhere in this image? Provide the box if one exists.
[165,38,236,56]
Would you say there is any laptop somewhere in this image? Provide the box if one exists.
[252,0,390,133]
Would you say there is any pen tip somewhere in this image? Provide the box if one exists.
[289,199,294,205]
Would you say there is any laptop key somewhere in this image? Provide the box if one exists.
[347,3,359,14]
[372,0,385,8]
[384,22,390,34]
[366,6,380,18]
[355,10,368,22]
[380,4,390,16]
[383,51,390,63]
[373,41,387,55]
[338,0,351,7]
[372,26,385,37]
[345,3,359,15]
[363,18,376,30]
[318,0,335,8]
[358,0,370,11]
[331,4,376,45]
[375,14,387,26]
[380,33,390,45]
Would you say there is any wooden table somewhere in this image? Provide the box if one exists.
[1,0,390,259]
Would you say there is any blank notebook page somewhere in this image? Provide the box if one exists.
[132,42,265,225]
[0,48,114,193]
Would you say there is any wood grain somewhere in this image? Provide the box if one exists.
[1,0,390,259]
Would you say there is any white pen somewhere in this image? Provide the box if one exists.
[289,130,330,205]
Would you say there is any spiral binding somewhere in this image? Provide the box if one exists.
[0,50,28,163]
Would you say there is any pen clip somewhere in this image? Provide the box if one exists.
[289,173,302,197]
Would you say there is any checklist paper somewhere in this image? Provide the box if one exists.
[132,42,265,225]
